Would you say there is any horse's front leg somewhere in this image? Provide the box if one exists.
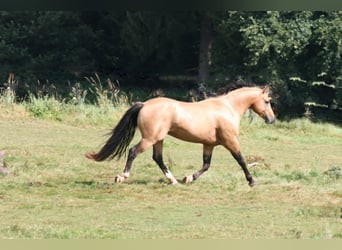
[184,145,213,184]
[222,136,255,187]
[231,151,255,187]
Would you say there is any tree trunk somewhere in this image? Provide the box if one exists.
[198,13,212,85]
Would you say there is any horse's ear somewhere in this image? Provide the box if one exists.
[262,85,270,94]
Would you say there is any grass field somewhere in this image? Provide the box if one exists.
[0,102,341,239]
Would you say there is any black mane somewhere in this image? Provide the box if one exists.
[216,81,258,96]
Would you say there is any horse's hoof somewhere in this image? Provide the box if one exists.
[183,175,193,184]
[248,180,256,187]
[171,180,178,185]
[114,175,125,183]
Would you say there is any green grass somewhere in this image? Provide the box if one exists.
[0,100,341,239]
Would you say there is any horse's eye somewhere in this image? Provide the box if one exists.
[265,100,270,104]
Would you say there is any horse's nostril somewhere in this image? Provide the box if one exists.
[268,118,275,124]
[265,116,275,124]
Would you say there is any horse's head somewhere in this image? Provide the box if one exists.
[251,85,275,124]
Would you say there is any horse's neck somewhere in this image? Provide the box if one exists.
[225,89,258,119]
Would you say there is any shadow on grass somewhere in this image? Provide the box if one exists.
[74,180,112,189]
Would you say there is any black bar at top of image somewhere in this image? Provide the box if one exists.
[0,0,341,11]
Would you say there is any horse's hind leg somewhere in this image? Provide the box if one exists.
[152,140,178,185]
[115,139,153,183]
[184,145,213,184]
[114,146,138,183]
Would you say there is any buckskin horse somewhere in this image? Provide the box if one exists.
[86,82,275,187]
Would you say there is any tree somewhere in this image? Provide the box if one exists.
[212,11,341,117]
[0,11,340,120]
[119,11,198,77]
[0,11,97,86]
[198,12,212,84]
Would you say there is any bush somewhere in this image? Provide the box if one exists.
[26,94,64,121]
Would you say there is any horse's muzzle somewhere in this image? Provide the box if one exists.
[265,116,275,124]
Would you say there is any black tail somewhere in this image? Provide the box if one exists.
[85,102,144,161]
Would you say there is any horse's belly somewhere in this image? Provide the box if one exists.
[168,128,217,145]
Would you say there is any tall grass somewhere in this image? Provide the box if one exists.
[0,86,16,105]
[0,81,28,120]
[1,74,341,134]
[1,74,130,126]
[86,73,130,111]
[239,113,341,140]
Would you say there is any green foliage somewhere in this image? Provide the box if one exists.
[212,11,341,118]
[240,12,313,67]
[26,94,63,120]
[310,12,342,78]
[119,11,199,74]
[0,11,341,119]
[0,11,96,85]
[6,74,129,126]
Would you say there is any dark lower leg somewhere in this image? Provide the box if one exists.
[153,142,177,184]
[231,151,255,187]
[122,146,139,177]
[153,153,168,174]
[192,153,212,181]
[115,139,153,183]
[115,146,139,182]
[184,145,213,183]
